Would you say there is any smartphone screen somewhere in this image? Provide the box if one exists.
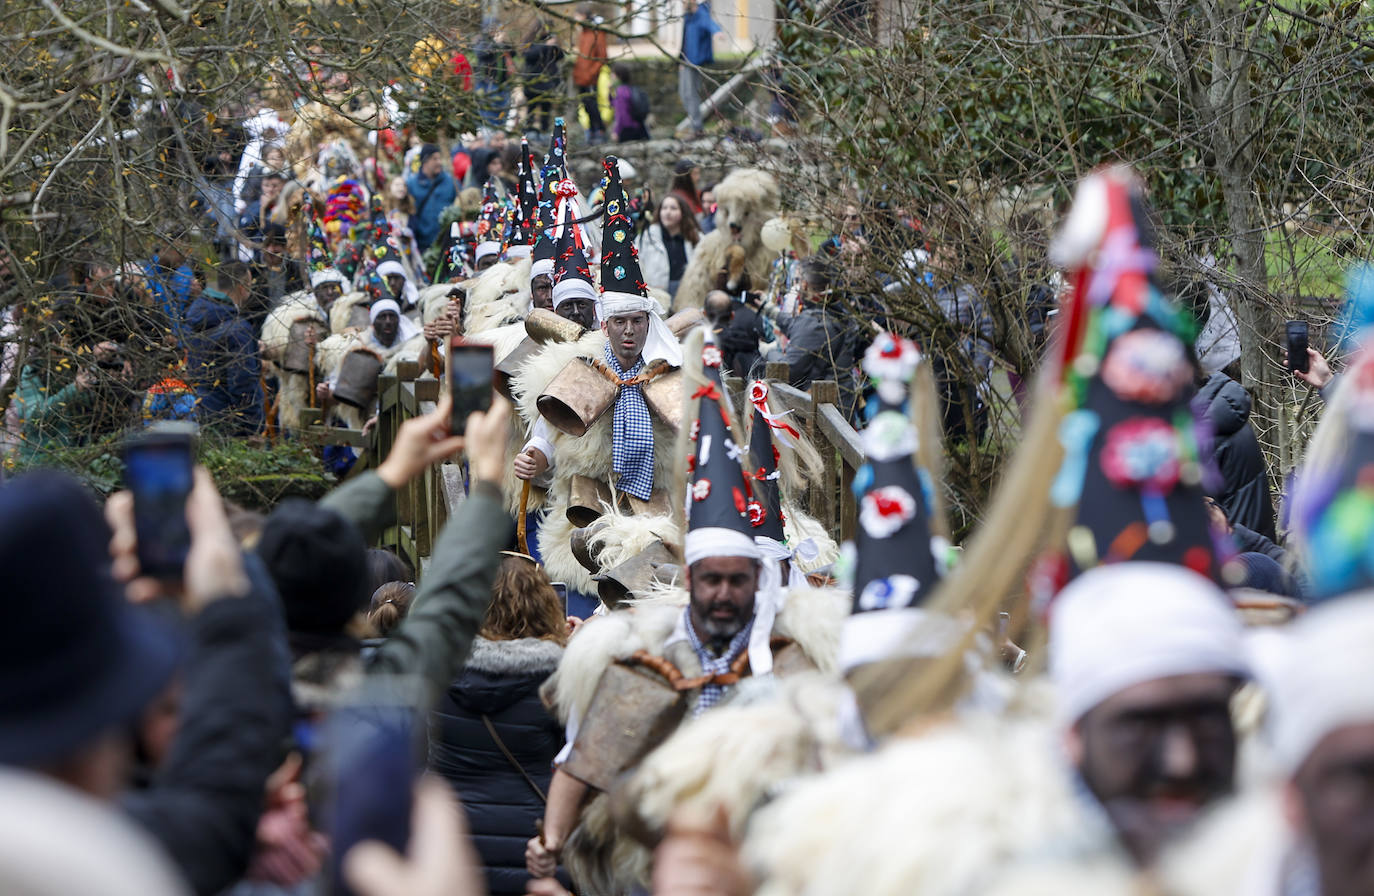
[551,581,569,617]
[123,426,196,579]
[1286,320,1309,373]
[449,342,494,435]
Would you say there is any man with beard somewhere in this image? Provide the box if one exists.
[527,325,776,885]
[1049,562,1250,867]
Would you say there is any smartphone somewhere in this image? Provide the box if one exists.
[1286,320,1310,373]
[449,341,495,436]
[123,423,197,580]
[324,691,422,896]
[551,581,569,616]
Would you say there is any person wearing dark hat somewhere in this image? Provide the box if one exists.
[406,143,457,252]
[4,467,293,896]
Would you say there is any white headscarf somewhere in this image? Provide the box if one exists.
[310,267,346,289]
[474,240,501,265]
[368,298,421,344]
[1049,562,1249,725]
[376,259,419,309]
[1266,592,1374,773]
[600,291,682,368]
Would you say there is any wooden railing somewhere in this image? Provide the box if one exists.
[298,361,454,578]
[298,361,866,573]
[724,362,864,543]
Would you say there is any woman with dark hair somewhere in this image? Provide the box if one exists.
[668,158,704,216]
[429,554,569,895]
[366,547,413,595]
[637,193,700,299]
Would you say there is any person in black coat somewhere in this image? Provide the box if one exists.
[429,554,569,895]
[1194,371,1276,541]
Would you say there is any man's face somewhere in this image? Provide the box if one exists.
[421,153,444,178]
[386,273,406,299]
[475,253,498,272]
[687,556,759,650]
[531,275,553,311]
[314,282,342,309]
[557,297,597,330]
[374,310,400,346]
[86,266,117,300]
[1071,672,1240,865]
[603,311,649,368]
[1291,721,1374,896]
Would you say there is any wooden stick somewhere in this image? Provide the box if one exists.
[517,479,532,554]
[307,341,317,409]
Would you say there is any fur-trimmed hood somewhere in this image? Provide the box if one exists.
[449,636,565,717]
[464,635,565,676]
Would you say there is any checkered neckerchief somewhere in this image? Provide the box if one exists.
[683,608,754,716]
[604,342,655,500]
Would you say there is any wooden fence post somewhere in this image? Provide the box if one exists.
[810,380,841,536]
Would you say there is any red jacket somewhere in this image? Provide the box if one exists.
[573,27,606,87]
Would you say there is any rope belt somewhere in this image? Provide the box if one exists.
[620,637,793,692]
[587,356,672,389]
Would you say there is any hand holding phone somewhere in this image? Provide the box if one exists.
[448,341,495,436]
[123,424,197,580]
[1286,320,1310,374]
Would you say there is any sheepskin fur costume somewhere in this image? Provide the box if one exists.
[544,583,850,894]
[674,169,780,312]
[260,290,326,434]
[512,331,681,594]
[1159,788,1295,896]
[328,290,373,335]
[464,258,533,336]
[744,715,1123,896]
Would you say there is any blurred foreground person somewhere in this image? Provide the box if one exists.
[1050,562,1250,866]
[431,553,568,894]
[0,468,291,895]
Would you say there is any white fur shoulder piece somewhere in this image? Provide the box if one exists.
[1160,788,1292,896]
[626,671,853,841]
[774,585,851,675]
[745,717,1093,896]
[544,603,685,725]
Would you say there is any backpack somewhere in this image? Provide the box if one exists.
[630,86,650,124]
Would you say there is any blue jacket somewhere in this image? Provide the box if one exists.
[185,291,263,435]
[681,2,722,66]
[405,170,457,251]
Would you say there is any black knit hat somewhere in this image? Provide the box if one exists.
[0,471,180,765]
[683,333,761,565]
[599,155,649,301]
[256,499,369,635]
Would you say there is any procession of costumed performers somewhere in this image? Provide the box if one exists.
[247,121,1374,896]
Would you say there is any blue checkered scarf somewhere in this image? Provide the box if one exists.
[605,342,656,500]
[683,608,755,716]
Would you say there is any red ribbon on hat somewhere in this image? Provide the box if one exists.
[748,381,801,445]
[692,383,722,402]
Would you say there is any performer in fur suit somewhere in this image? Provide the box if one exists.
[512,157,684,595]
[674,169,781,312]
[524,328,845,895]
